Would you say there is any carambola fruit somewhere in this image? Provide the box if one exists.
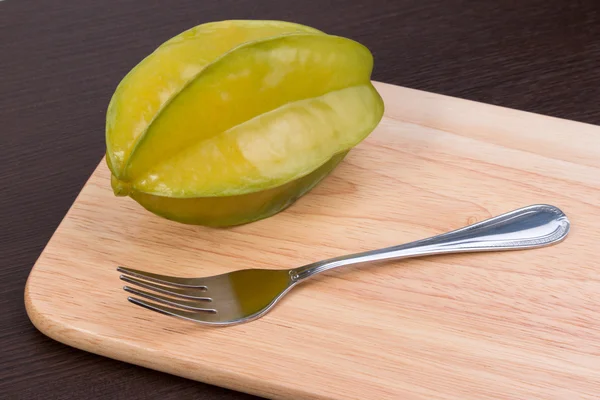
[105,20,384,227]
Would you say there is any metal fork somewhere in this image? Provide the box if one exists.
[118,204,570,326]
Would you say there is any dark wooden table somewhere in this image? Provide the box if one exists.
[2,0,599,398]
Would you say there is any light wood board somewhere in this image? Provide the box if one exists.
[25,81,600,399]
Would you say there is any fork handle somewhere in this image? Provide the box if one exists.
[290,204,570,282]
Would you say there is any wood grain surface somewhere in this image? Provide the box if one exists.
[24,81,600,399]
[3,0,600,399]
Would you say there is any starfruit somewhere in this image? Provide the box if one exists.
[105,20,384,227]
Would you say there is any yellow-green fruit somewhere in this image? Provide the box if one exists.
[105,20,384,227]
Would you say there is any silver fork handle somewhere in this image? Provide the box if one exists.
[291,204,570,282]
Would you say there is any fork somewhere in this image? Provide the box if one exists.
[118,204,570,326]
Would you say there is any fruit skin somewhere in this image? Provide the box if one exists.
[105,20,384,227]
[123,151,348,227]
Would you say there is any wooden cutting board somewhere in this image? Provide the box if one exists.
[25,81,600,400]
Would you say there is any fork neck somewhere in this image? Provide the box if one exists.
[290,245,421,282]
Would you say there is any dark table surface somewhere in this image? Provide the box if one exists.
[2,0,600,399]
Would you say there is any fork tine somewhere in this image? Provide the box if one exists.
[120,275,211,301]
[117,266,208,288]
[124,286,216,312]
[127,297,224,325]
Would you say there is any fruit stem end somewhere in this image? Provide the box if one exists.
[111,175,131,197]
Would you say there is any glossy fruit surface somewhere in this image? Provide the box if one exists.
[105,20,384,226]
